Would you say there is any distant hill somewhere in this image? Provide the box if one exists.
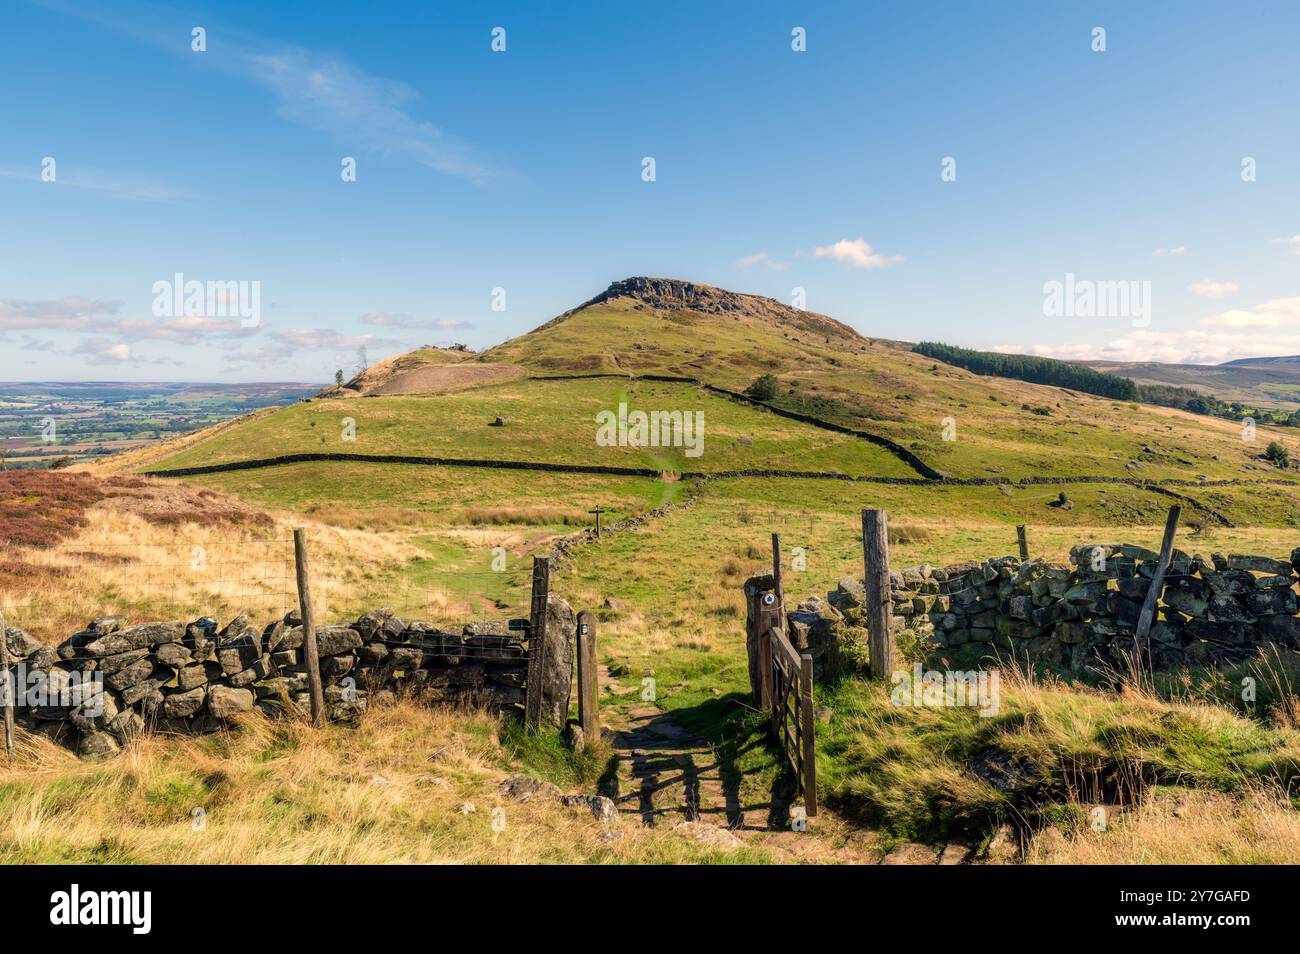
[1078,358,1300,410]
[1221,355,1300,367]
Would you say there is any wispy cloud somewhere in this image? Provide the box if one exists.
[360,312,471,330]
[1271,235,1300,255]
[241,47,498,182]
[41,1,500,184]
[0,297,258,342]
[1154,246,1188,257]
[1189,279,1241,298]
[736,251,788,272]
[0,165,188,203]
[811,238,904,270]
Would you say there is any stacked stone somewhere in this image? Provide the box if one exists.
[819,546,1300,674]
[2,597,575,759]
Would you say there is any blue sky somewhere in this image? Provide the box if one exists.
[2,0,1298,382]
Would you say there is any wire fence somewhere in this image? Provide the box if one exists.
[1,533,533,641]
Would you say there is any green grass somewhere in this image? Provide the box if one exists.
[153,378,917,478]
[482,297,1300,482]
[814,670,1300,842]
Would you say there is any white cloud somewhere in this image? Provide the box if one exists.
[1189,279,1241,298]
[0,297,122,332]
[812,238,903,270]
[1271,235,1300,255]
[994,295,1300,364]
[736,252,788,272]
[1154,246,1188,257]
[0,297,258,342]
[360,312,470,330]
[74,340,132,364]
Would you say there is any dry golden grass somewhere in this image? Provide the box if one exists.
[1028,790,1300,864]
[0,702,769,864]
[4,502,424,641]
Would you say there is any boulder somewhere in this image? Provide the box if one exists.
[207,685,255,719]
[85,621,185,657]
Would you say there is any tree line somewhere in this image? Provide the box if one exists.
[914,342,1300,428]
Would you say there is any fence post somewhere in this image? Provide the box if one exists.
[1016,524,1029,562]
[0,607,13,764]
[1134,505,1181,667]
[861,509,895,679]
[524,556,551,729]
[293,528,326,728]
[800,653,817,817]
[576,610,598,740]
[770,532,784,607]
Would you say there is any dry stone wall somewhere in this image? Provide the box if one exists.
[1,597,574,758]
[815,545,1300,674]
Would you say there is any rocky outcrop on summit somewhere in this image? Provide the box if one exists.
[543,276,873,346]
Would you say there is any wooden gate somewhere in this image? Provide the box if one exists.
[761,623,817,817]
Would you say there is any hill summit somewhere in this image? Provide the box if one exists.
[540,276,869,345]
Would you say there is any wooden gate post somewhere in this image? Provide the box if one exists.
[524,556,551,729]
[0,607,13,764]
[771,532,785,629]
[1016,524,1029,562]
[576,610,598,740]
[800,654,817,817]
[861,509,895,679]
[293,529,326,727]
[1134,505,1181,667]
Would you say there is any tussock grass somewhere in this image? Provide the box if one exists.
[817,663,1300,845]
[0,702,770,864]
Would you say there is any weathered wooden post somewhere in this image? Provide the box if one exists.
[576,610,599,740]
[744,575,782,708]
[799,654,817,817]
[1016,525,1029,562]
[293,529,326,727]
[0,607,13,764]
[1134,505,1181,667]
[524,556,551,729]
[861,509,895,679]
[589,507,606,540]
[771,532,785,633]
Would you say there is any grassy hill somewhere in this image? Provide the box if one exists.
[30,276,1300,864]
[119,277,1300,487]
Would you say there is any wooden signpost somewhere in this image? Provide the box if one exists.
[588,507,607,540]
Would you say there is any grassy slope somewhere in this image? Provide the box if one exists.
[485,297,1300,482]
[148,378,917,478]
